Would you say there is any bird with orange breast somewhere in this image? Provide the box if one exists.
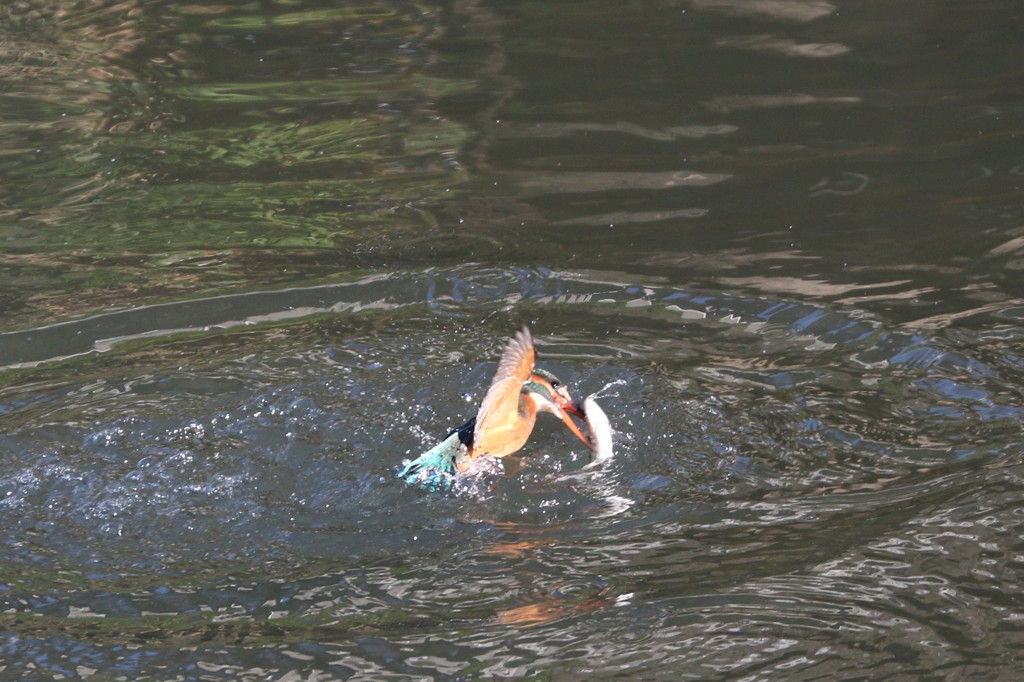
[399,326,592,490]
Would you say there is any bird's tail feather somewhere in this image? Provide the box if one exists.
[397,425,467,492]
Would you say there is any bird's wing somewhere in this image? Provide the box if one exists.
[472,326,535,454]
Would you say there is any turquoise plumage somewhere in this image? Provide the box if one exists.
[398,418,475,491]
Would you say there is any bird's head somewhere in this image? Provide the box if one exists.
[523,368,593,450]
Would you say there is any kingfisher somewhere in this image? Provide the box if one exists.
[398,327,592,490]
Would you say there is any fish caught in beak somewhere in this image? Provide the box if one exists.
[525,370,594,451]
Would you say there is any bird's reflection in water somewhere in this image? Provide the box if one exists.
[478,522,615,628]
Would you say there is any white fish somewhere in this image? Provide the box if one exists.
[583,395,614,465]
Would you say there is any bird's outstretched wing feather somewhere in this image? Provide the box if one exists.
[471,326,536,457]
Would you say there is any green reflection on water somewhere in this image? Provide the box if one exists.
[202,4,402,30]
[3,89,470,251]
[0,0,479,330]
[170,76,476,104]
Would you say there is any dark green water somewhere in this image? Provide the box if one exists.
[2,0,1024,679]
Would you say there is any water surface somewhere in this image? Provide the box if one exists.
[2,1,1024,679]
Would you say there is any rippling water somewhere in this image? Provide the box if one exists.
[3,269,1024,678]
[2,0,1024,679]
